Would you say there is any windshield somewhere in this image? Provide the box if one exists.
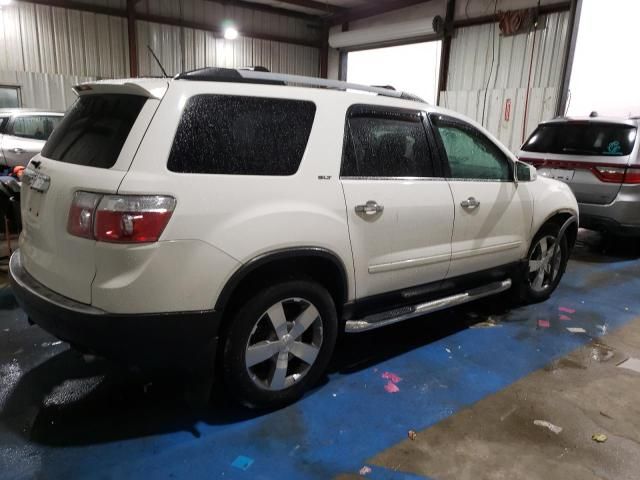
[522,122,637,156]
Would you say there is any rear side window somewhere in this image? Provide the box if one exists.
[522,122,637,156]
[168,95,316,175]
[11,115,61,140]
[341,108,434,178]
[0,116,8,133]
[42,94,147,169]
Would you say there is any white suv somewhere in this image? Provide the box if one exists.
[10,68,578,408]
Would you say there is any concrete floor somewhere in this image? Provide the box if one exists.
[1,230,640,479]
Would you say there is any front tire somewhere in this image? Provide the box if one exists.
[222,280,337,409]
[517,222,569,304]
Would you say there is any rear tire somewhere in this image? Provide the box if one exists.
[222,280,337,409]
[516,222,569,304]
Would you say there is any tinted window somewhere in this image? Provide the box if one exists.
[11,115,61,140]
[432,115,511,181]
[522,122,636,156]
[168,95,316,175]
[0,116,8,133]
[342,109,433,177]
[42,94,147,169]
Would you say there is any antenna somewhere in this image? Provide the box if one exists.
[147,45,168,78]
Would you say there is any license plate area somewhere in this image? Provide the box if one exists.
[24,190,45,222]
[538,168,575,183]
[30,173,50,192]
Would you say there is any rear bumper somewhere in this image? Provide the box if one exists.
[578,214,640,236]
[579,184,640,236]
[9,250,221,372]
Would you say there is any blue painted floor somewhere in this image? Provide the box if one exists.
[1,231,640,479]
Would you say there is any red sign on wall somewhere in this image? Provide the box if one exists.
[504,98,512,122]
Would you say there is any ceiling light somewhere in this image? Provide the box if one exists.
[224,27,239,40]
[0,0,13,6]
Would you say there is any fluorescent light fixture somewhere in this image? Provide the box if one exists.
[224,27,239,40]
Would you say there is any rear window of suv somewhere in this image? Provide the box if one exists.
[168,95,316,175]
[42,94,147,169]
[522,122,637,157]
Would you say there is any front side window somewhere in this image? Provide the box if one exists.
[11,115,62,140]
[341,108,434,178]
[168,95,316,175]
[431,115,511,181]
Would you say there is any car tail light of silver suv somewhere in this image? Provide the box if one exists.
[521,158,640,184]
[68,192,176,243]
[592,165,640,184]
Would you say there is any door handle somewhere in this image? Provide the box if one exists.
[460,197,480,209]
[355,200,384,216]
[11,148,25,154]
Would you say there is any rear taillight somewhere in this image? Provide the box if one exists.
[95,195,176,243]
[67,192,101,239]
[593,166,626,183]
[67,192,176,243]
[623,166,640,184]
[592,166,640,184]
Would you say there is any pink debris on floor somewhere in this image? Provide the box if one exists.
[382,371,402,384]
[559,315,571,321]
[384,382,400,393]
[538,319,551,328]
[559,307,576,314]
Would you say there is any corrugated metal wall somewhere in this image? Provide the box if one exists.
[136,21,319,77]
[0,71,93,111]
[0,2,129,77]
[137,0,320,43]
[135,0,320,77]
[440,11,570,152]
[0,0,320,109]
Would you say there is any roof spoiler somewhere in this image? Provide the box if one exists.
[72,80,169,99]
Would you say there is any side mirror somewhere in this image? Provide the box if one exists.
[515,161,536,182]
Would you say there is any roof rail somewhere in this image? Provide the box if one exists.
[174,67,426,103]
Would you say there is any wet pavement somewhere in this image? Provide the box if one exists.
[1,230,640,479]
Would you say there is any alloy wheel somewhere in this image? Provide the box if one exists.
[244,297,323,391]
[528,235,562,293]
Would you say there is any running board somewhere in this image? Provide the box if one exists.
[344,279,512,333]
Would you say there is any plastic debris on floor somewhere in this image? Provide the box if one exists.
[533,420,563,434]
[617,357,640,373]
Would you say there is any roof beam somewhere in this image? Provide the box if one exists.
[17,0,325,23]
[452,1,571,28]
[17,0,125,17]
[330,0,435,26]
[218,0,323,21]
[267,0,344,15]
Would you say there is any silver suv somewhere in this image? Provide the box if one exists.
[0,109,64,168]
[518,116,639,236]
